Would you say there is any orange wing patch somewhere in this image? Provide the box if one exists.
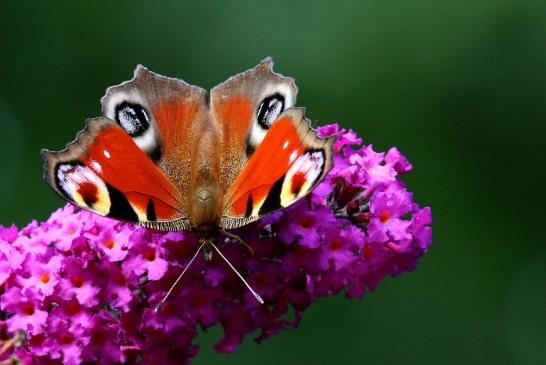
[214,95,253,145]
[226,115,304,216]
[152,98,202,160]
[212,95,253,189]
[221,108,334,229]
[42,118,188,228]
[210,59,298,192]
[100,65,207,222]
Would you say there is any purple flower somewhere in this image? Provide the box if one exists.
[58,258,101,307]
[1,287,48,336]
[18,254,62,299]
[317,225,365,271]
[41,318,89,365]
[367,185,414,243]
[276,204,336,249]
[0,124,432,364]
[84,223,131,262]
[122,230,169,281]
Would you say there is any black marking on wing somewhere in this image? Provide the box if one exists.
[146,199,157,221]
[244,194,254,217]
[53,161,79,200]
[148,142,163,162]
[106,183,138,222]
[259,174,285,216]
[245,142,255,157]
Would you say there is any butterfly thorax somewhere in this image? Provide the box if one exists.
[190,118,223,227]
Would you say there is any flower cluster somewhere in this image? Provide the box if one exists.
[0,124,432,364]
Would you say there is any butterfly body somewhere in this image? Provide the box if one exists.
[42,59,335,257]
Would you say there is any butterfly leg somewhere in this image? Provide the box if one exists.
[203,241,213,261]
[221,230,254,258]
[0,331,23,364]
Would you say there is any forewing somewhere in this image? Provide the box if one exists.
[42,118,191,230]
[43,66,208,230]
[209,58,298,193]
[101,65,207,218]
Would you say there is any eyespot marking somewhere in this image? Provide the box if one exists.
[257,93,284,129]
[246,93,288,157]
[55,163,111,214]
[280,150,326,207]
[112,101,161,159]
[114,102,150,137]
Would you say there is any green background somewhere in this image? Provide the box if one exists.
[1,1,545,364]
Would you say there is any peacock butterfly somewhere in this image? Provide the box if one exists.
[42,58,335,303]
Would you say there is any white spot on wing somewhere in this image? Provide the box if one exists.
[90,160,102,174]
[289,151,299,163]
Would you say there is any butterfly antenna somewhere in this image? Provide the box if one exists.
[155,243,204,312]
[209,241,264,304]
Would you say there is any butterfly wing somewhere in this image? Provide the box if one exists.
[43,66,207,230]
[209,58,298,192]
[220,108,334,229]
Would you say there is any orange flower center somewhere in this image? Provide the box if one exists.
[103,240,115,249]
[71,276,85,288]
[362,245,373,258]
[59,333,73,345]
[40,273,50,284]
[144,249,156,262]
[299,217,314,229]
[21,302,35,316]
[30,334,45,347]
[330,239,342,251]
[379,211,390,223]
[115,274,126,286]
[65,301,81,315]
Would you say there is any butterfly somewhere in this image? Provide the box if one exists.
[42,58,334,291]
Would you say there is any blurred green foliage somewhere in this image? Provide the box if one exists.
[1,1,545,364]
